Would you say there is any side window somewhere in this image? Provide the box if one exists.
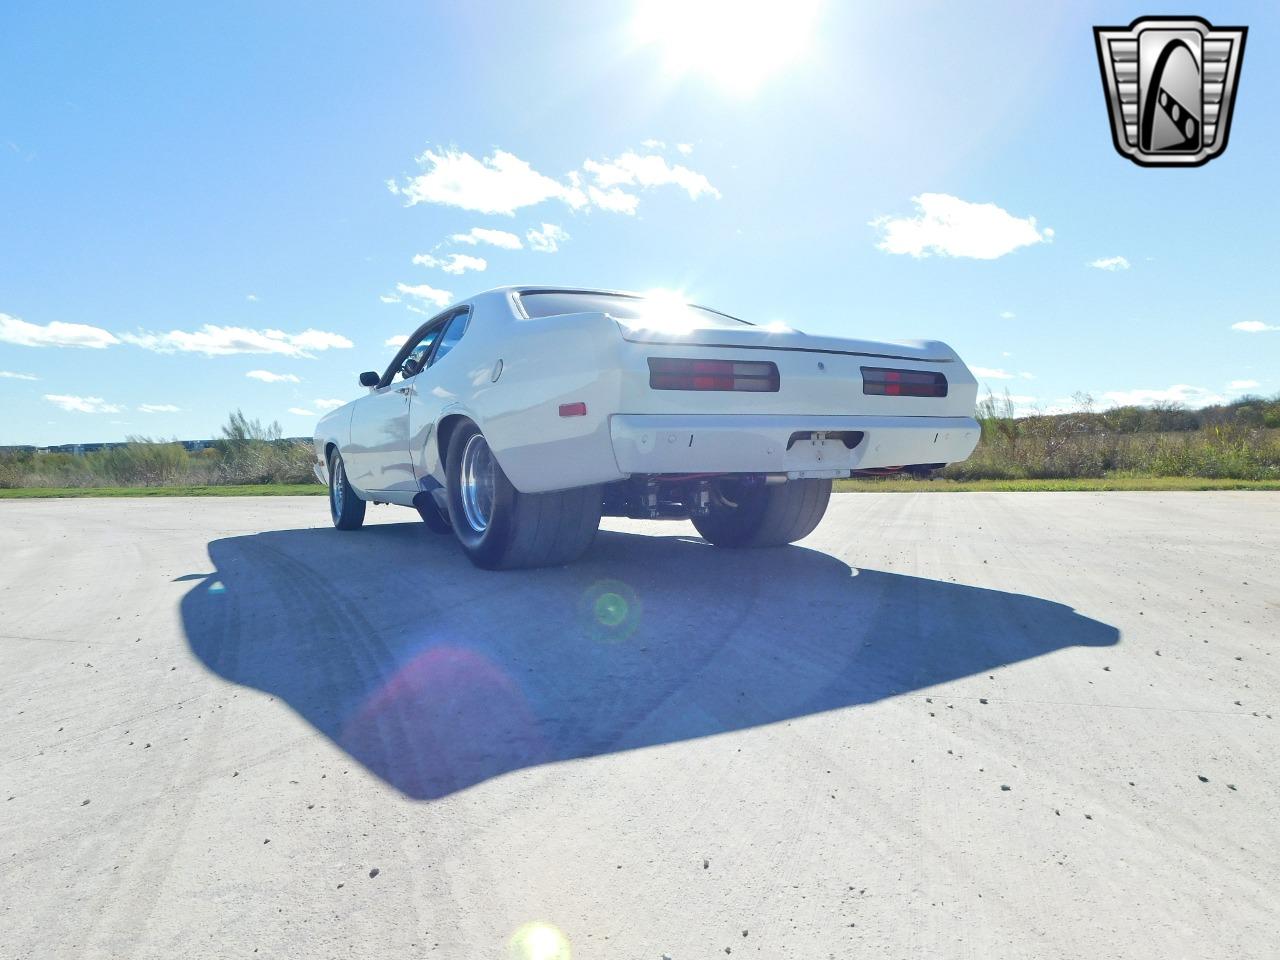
[399,326,443,379]
[428,310,469,367]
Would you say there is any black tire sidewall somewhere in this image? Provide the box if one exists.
[692,479,770,547]
[414,492,453,533]
[328,449,365,530]
[328,450,343,524]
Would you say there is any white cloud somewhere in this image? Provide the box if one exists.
[871,194,1052,260]
[449,227,523,250]
[526,223,569,253]
[289,330,352,352]
[379,294,401,304]
[1000,311,1016,319]
[246,370,301,383]
[395,283,453,308]
[1231,320,1279,333]
[388,147,587,215]
[1089,256,1130,271]
[676,143,693,155]
[388,146,720,217]
[411,252,487,274]
[0,370,38,380]
[246,293,259,302]
[582,151,720,200]
[1101,384,1226,407]
[971,366,1015,380]
[1228,379,1261,390]
[138,403,180,413]
[385,335,408,347]
[972,366,1035,382]
[288,407,314,417]
[313,398,345,411]
[1004,394,1037,405]
[120,325,352,357]
[640,138,666,150]
[44,394,124,413]
[587,185,640,214]
[1,312,120,349]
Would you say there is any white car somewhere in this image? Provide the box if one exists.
[314,287,980,569]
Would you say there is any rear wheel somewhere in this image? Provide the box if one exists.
[444,423,601,569]
[692,477,831,547]
[413,492,452,533]
[328,449,366,530]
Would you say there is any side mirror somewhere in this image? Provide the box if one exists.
[359,371,379,388]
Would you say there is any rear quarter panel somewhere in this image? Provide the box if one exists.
[468,308,628,493]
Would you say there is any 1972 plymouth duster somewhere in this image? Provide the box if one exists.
[314,287,980,569]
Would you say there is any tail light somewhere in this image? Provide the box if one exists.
[861,366,947,398]
[648,357,779,392]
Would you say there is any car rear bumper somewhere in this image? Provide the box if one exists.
[609,414,980,476]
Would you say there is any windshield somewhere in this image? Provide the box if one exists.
[517,290,751,329]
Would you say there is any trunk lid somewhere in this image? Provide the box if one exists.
[614,319,957,364]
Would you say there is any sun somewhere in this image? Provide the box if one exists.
[631,0,823,96]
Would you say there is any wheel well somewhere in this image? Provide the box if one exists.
[324,441,337,463]
[436,414,474,471]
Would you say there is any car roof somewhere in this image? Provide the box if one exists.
[462,286,745,324]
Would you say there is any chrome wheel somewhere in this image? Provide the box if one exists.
[330,454,345,518]
[459,432,496,533]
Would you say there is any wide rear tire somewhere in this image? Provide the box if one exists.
[414,492,452,534]
[692,477,831,548]
[328,449,366,531]
[444,423,601,570]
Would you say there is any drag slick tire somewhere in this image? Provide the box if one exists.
[444,422,601,570]
[328,448,366,531]
[692,477,831,548]
[413,492,452,534]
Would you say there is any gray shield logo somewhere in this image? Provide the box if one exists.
[1094,17,1247,167]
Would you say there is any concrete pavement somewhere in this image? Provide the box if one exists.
[1,493,1277,958]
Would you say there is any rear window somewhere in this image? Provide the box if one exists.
[517,290,750,328]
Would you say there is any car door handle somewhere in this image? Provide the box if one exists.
[396,387,412,396]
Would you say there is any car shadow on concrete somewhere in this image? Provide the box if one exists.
[181,521,1118,800]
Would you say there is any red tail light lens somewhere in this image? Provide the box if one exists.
[861,366,948,398]
[648,357,779,392]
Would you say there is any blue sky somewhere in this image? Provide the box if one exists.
[2,1,1276,445]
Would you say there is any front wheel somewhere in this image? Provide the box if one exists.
[444,423,601,570]
[692,477,831,548]
[328,449,366,530]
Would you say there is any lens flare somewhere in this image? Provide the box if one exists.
[580,579,642,643]
[508,921,571,960]
[594,592,628,627]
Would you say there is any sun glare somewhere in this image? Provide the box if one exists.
[509,922,571,960]
[639,287,691,308]
[632,0,823,95]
